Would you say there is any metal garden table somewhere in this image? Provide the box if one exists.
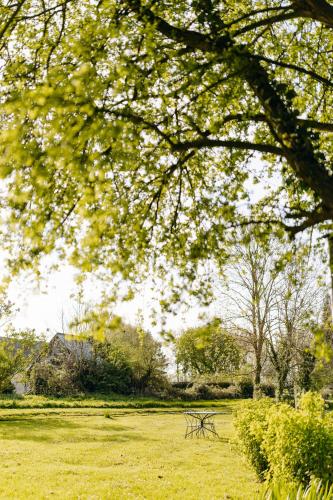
[183,411,223,439]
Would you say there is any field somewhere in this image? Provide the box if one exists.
[0,397,258,499]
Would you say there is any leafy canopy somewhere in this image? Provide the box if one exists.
[176,319,241,376]
[0,0,332,284]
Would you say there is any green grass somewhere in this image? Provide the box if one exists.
[0,399,257,499]
[0,393,243,409]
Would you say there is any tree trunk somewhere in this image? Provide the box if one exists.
[328,235,333,323]
[275,370,288,402]
[253,360,262,399]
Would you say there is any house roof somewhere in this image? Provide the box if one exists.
[50,332,93,358]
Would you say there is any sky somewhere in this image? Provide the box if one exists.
[6,262,213,340]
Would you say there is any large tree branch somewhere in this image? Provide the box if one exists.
[284,207,332,236]
[173,138,283,156]
[126,1,333,218]
[127,0,230,51]
[218,113,333,132]
[230,0,333,31]
[251,54,333,88]
[233,11,299,36]
[292,0,333,28]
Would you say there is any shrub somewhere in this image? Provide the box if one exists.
[260,384,275,398]
[237,379,254,398]
[181,383,241,400]
[30,355,133,396]
[235,392,333,486]
[262,393,333,484]
[72,358,133,395]
[30,362,77,396]
[171,381,193,390]
[184,383,213,400]
[234,398,275,480]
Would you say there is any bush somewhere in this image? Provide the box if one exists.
[262,393,333,484]
[72,358,133,395]
[30,362,77,396]
[30,354,133,396]
[237,379,254,398]
[180,383,241,401]
[260,384,275,398]
[235,392,333,486]
[171,381,193,390]
[234,398,275,479]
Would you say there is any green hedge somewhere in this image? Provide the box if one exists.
[235,392,333,485]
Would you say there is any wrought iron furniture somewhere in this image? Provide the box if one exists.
[183,411,222,439]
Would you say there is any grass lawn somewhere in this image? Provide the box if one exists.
[0,399,258,499]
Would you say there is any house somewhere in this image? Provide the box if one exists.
[48,332,93,361]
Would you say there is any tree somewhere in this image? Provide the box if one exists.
[266,260,320,400]
[175,319,241,378]
[223,241,278,390]
[221,239,319,398]
[103,321,169,394]
[0,1,332,287]
[0,328,45,393]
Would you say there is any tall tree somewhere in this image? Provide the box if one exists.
[266,260,320,400]
[0,1,332,286]
[221,239,320,398]
[222,241,278,391]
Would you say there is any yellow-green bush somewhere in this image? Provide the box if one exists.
[262,393,333,484]
[235,393,333,485]
[234,398,275,479]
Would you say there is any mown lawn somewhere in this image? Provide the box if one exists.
[0,399,258,499]
[0,393,243,409]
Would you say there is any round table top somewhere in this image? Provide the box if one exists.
[183,411,224,415]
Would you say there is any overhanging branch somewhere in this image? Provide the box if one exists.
[173,138,284,156]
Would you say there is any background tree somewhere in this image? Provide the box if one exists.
[222,240,278,392]
[175,319,241,378]
[221,238,320,398]
[0,1,332,294]
[266,260,320,400]
[0,328,45,393]
[104,322,169,394]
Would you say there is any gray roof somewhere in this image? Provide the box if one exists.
[49,332,93,359]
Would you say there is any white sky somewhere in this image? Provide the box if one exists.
[6,263,214,340]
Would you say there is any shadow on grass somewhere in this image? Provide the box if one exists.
[0,416,149,444]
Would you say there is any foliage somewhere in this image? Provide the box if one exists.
[0,328,45,393]
[30,354,133,397]
[262,394,333,485]
[175,319,241,377]
[29,359,78,397]
[296,349,316,392]
[234,398,275,480]
[73,357,133,395]
[259,479,333,500]
[178,383,241,400]
[30,321,168,396]
[235,392,333,485]
[0,1,331,295]
[237,379,254,398]
[103,323,169,394]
